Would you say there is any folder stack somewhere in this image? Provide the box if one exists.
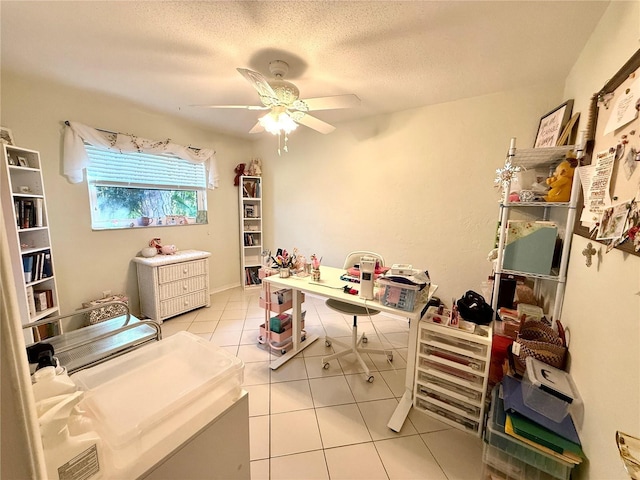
[501,375,584,466]
[482,380,584,480]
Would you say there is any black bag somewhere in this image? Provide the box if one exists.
[456,291,493,325]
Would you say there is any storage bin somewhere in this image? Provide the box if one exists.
[379,278,419,311]
[522,357,582,423]
[484,387,573,480]
[482,443,558,480]
[71,331,244,470]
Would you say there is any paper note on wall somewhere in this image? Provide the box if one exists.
[580,150,614,226]
[604,76,640,135]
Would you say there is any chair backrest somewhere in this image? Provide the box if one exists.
[343,251,384,269]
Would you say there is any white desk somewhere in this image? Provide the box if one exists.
[261,265,437,432]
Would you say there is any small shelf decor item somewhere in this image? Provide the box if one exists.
[534,100,574,148]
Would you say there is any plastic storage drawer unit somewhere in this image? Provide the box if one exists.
[484,387,574,480]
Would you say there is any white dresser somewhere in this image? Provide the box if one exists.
[133,250,211,323]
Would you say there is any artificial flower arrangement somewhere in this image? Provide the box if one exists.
[270,248,296,269]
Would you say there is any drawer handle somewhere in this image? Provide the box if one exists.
[183,268,188,274]
[184,300,189,306]
[183,284,188,290]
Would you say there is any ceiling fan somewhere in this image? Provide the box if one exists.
[196,60,360,137]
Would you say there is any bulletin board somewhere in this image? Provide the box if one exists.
[574,48,640,257]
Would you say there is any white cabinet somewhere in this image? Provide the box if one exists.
[414,313,492,436]
[490,138,582,321]
[239,176,263,289]
[1,144,60,343]
[133,250,211,322]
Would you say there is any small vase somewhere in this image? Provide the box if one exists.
[279,268,290,278]
[312,268,321,281]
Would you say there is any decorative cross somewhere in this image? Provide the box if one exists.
[582,242,597,267]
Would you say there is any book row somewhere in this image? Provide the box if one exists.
[14,198,44,229]
[26,286,55,316]
[23,250,53,284]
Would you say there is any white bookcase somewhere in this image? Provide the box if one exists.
[414,311,492,436]
[490,138,581,321]
[1,144,60,343]
[239,175,263,289]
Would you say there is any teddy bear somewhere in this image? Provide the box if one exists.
[234,163,246,186]
[248,158,262,176]
[544,159,575,202]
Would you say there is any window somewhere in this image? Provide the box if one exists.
[85,145,207,230]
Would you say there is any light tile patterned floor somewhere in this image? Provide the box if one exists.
[161,287,484,480]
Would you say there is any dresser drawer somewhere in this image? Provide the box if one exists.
[159,276,207,300]
[158,259,207,284]
[160,290,208,318]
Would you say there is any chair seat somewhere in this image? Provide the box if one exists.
[325,298,380,317]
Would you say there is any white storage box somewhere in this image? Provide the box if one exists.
[71,331,244,476]
[522,357,581,423]
[260,288,292,305]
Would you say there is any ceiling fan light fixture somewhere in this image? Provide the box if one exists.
[259,107,298,135]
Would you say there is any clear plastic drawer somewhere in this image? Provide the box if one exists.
[417,357,484,385]
[414,396,479,432]
[420,343,486,371]
[416,384,481,416]
[421,328,488,357]
[416,371,483,402]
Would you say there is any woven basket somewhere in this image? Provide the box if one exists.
[513,319,567,375]
[82,294,129,325]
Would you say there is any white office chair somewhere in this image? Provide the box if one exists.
[321,251,393,382]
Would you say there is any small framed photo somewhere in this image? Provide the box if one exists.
[17,156,29,167]
[7,155,17,166]
[0,127,14,146]
[534,100,574,148]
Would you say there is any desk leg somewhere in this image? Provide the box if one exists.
[269,288,318,370]
[387,314,419,432]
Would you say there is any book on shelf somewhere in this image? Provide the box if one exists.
[14,198,43,229]
[22,255,34,283]
[33,290,49,312]
[26,286,36,317]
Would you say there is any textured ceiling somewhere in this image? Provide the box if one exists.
[1,1,609,138]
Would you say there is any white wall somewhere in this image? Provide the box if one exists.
[259,82,564,305]
[1,72,254,323]
[561,2,640,479]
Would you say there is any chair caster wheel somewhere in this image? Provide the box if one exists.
[281,349,287,355]
[387,354,394,362]
[367,375,374,383]
[325,340,332,347]
[362,336,368,344]
[323,362,330,370]
[301,335,306,341]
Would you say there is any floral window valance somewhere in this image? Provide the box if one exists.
[62,121,219,189]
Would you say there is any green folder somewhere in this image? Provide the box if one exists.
[507,412,585,461]
[502,221,558,275]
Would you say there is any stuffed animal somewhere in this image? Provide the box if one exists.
[544,159,575,202]
[248,158,262,176]
[234,163,246,186]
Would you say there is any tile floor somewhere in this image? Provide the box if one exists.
[160,287,484,480]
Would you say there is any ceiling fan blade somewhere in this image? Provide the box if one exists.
[237,68,278,101]
[190,104,269,110]
[248,121,265,134]
[298,94,361,112]
[295,113,336,134]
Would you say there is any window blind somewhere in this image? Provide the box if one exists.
[85,144,206,190]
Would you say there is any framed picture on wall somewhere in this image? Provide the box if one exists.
[0,127,14,146]
[533,100,574,148]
